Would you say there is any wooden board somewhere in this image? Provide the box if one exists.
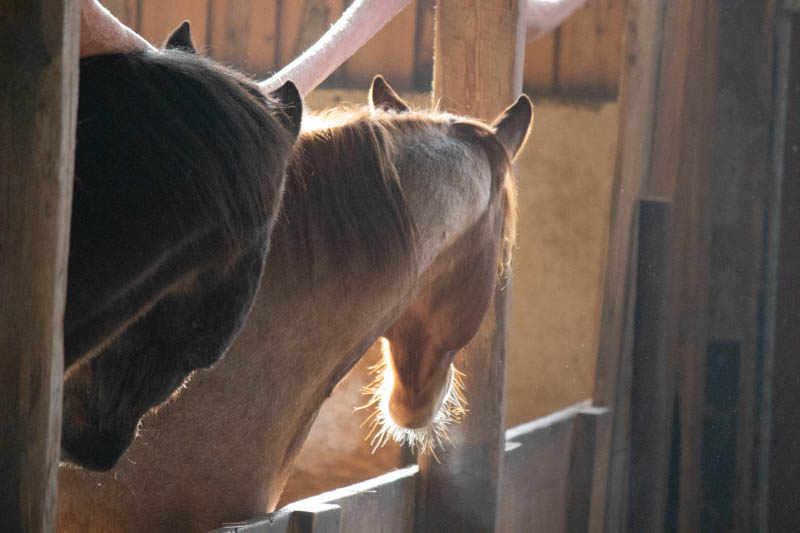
[212,466,419,533]
[523,32,556,93]
[768,10,800,531]
[412,0,435,90]
[556,0,625,97]
[704,2,776,530]
[500,404,585,533]
[138,0,209,50]
[0,0,79,530]
[208,0,279,77]
[275,0,343,72]
[591,1,668,529]
[101,0,139,29]
[229,402,604,533]
[627,200,672,533]
[646,3,719,531]
[343,0,417,90]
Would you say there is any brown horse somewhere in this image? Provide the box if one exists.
[63,23,301,471]
[58,77,532,532]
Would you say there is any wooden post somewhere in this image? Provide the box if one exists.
[593,0,720,531]
[415,1,525,531]
[0,1,79,531]
[703,2,776,531]
[768,7,800,531]
[627,199,672,533]
[591,0,668,531]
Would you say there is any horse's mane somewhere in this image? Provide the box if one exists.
[74,49,294,257]
[275,106,517,277]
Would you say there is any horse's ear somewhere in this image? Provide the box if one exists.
[491,94,533,160]
[166,21,196,53]
[270,80,303,139]
[369,75,410,113]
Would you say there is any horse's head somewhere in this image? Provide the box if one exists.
[362,78,532,453]
[61,23,302,471]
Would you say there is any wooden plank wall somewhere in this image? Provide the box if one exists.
[768,9,800,531]
[0,1,79,531]
[104,0,626,97]
[592,0,723,532]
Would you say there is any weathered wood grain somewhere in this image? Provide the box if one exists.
[344,0,417,89]
[523,32,556,93]
[208,0,279,77]
[768,10,800,532]
[414,2,525,531]
[591,0,668,527]
[704,2,775,530]
[499,404,585,533]
[556,0,624,97]
[138,0,209,49]
[0,0,79,530]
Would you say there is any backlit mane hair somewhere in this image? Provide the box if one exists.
[275,106,518,277]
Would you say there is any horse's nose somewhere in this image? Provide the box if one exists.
[60,424,133,472]
[387,379,448,430]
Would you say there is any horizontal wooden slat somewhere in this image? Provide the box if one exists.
[214,401,607,533]
[499,402,588,533]
[211,466,418,533]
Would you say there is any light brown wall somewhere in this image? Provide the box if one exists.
[506,97,617,426]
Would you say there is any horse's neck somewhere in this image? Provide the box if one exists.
[57,240,411,532]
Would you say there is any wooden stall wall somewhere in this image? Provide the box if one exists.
[104,0,626,97]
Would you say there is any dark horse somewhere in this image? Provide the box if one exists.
[62,23,302,471]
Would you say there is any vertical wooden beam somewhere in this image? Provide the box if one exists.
[0,0,79,531]
[591,0,667,530]
[415,1,525,531]
[703,2,776,531]
[646,3,718,532]
[768,8,800,531]
[628,199,672,533]
[594,0,721,531]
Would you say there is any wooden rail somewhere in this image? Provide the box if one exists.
[209,402,610,533]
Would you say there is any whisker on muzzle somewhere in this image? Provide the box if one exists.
[355,337,468,457]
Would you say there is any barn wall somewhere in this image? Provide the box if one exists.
[104,0,625,97]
